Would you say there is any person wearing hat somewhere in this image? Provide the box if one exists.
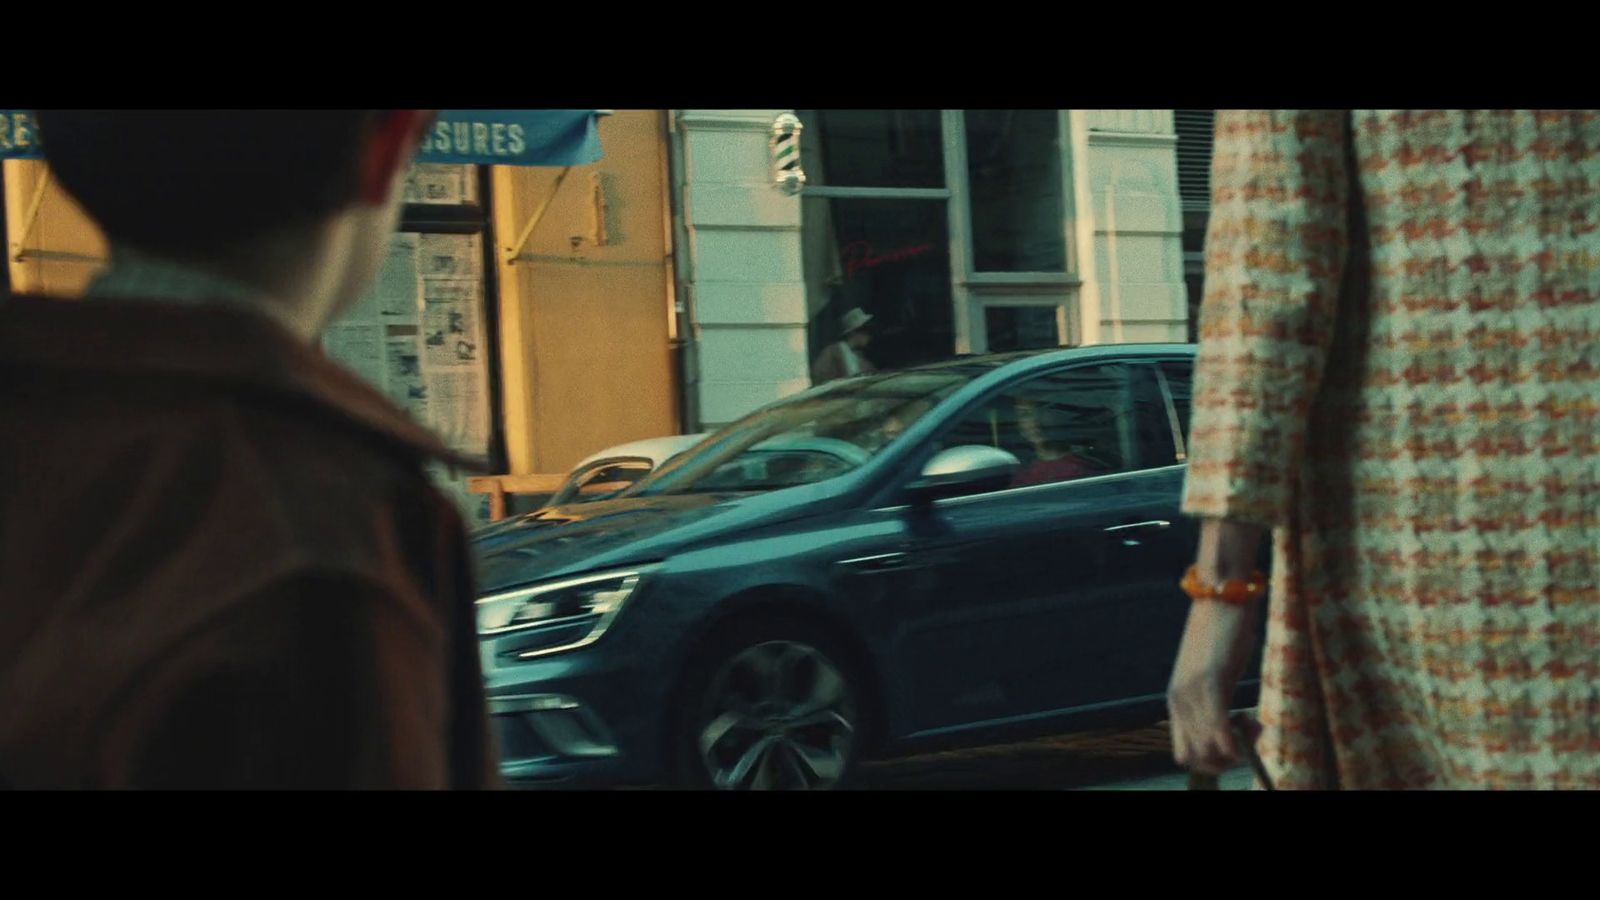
[811,307,877,384]
[0,111,497,790]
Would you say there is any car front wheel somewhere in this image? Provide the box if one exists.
[676,626,863,790]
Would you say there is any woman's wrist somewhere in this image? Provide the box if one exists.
[1196,517,1267,581]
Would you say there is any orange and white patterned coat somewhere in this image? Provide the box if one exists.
[1184,110,1600,789]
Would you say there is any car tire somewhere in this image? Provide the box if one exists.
[673,618,866,791]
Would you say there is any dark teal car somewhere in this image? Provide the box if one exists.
[472,343,1263,789]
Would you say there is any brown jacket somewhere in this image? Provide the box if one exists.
[0,295,497,789]
[810,340,876,385]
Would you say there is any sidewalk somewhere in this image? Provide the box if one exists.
[1075,765,1257,790]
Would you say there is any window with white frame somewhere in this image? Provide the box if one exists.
[798,110,1080,373]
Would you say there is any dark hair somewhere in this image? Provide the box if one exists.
[33,110,385,256]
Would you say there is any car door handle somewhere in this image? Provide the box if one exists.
[836,552,909,573]
[1104,520,1171,547]
[1103,520,1171,533]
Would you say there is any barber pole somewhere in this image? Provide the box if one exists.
[771,113,806,194]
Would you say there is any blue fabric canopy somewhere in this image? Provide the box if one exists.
[419,110,604,166]
[0,110,42,159]
[0,109,604,166]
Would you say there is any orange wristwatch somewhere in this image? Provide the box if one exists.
[1180,565,1268,606]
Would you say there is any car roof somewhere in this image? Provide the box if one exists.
[813,344,1195,398]
[574,433,710,470]
[779,343,1196,408]
[903,342,1195,376]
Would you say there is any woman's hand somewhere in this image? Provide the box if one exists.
[1168,518,1267,775]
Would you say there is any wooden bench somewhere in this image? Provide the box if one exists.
[466,473,567,521]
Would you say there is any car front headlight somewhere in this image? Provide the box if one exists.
[477,567,654,656]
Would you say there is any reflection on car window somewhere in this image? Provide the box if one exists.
[551,458,653,506]
[1159,359,1194,450]
[633,369,975,496]
[939,363,1176,493]
[579,462,650,496]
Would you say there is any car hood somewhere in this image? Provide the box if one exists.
[471,491,786,594]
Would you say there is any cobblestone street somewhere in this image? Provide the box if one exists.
[857,724,1256,790]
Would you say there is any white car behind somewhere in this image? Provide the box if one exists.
[547,432,709,506]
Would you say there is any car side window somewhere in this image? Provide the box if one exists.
[1157,359,1193,456]
[937,363,1180,494]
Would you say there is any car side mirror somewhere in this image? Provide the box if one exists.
[905,445,1020,505]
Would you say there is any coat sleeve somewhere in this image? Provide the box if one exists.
[811,343,842,384]
[102,568,479,790]
[1181,110,1354,528]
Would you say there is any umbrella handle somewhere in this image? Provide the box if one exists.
[1231,713,1276,791]
[1185,714,1275,791]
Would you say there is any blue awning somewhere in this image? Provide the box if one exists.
[0,109,605,166]
[0,110,42,159]
[420,110,604,167]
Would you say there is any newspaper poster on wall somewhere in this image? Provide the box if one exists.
[418,232,483,282]
[323,232,421,391]
[421,280,482,369]
[376,233,423,319]
[325,235,412,391]
[404,163,479,206]
[320,222,495,526]
[417,234,492,465]
[427,460,493,524]
[383,326,429,419]
[321,323,386,391]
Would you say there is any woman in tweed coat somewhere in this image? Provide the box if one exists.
[1167,110,1600,789]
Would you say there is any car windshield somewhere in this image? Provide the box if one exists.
[549,457,655,507]
[628,369,977,496]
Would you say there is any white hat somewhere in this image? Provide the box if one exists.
[840,308,874,335]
